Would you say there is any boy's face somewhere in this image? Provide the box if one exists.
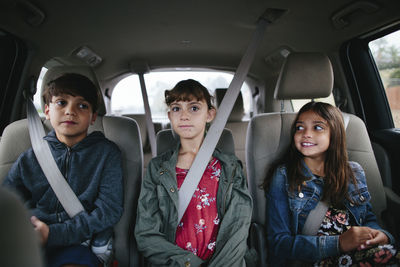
[45,94,97,147]
[168,98,215,142]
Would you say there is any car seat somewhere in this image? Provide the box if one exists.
[0,188,44,267]
[246,52,400,265]
[123,113,163,169]
[0,65,143,267]
[214,89,248,176]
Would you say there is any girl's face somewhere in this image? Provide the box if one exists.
[168,97,215,141]
[294,110,330,161]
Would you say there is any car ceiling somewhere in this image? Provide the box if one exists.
[1,0,400,85]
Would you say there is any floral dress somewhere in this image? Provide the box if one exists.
[314,207,400,267]
[175,157,221,260]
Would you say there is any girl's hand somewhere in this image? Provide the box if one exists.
[339,226,373,252]
[360,228,389,249]
[31,216,49,245]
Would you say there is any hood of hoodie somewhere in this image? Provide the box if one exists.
[44,130,106,151]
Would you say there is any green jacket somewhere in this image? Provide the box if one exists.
[135,144,253,267]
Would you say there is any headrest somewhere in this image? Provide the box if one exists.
[274,52,333,100]
[40,65,106,116]
[214,88,244,122]
[156,128,235,156]
[122,114,148,149]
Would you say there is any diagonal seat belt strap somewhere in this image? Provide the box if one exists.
[26,98,84,218]
[177,18,268,222]
[139,73,157,158]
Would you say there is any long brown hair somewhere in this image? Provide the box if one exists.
[263,102,357,206]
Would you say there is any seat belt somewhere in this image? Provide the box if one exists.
[177,18,268,222]
[302,201,329,235]
[138,73,157,158]
[26,96,84,217]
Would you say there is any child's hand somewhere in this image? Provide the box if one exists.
[359,228,389,249]
[339,226,374,252]
[31,216,49,245]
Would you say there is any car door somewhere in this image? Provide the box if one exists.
[341,26,400,197]
[0,30,27,135]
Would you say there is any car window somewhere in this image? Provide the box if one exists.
[111,70,252,123]
[291,94,336,112]
[369,29,400,127]
[34,67,48,117]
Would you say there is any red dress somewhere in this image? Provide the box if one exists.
[175,157,221,260]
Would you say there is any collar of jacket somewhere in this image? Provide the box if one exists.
[156,141,238,216]
[43,130,105,150]
[158,141,236,178]
[300,159,325,184]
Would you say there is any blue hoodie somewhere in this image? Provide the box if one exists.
[3,130,123,247]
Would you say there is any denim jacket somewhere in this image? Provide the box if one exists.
[3,130,123,247]
[134,143,253,267]
[266,160,394,266]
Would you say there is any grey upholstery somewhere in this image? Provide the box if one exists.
[0,65,143,267]
[274,52,333,100]
[156,128,235,156]
[214,88,245,122]
[123,114,164,171]
[214,89,248,175]
[247,112,387,225]
[247,112,296,225]
[123,114,148,149]
[0,188,43,267]
[246,52,398,264]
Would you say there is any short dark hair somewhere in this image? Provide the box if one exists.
[42,73,99,113]
[165,79,214,110]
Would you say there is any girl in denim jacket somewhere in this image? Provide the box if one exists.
[264,102,399,266]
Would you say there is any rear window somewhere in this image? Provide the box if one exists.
[111,70,252,123]
[34,67,48,117]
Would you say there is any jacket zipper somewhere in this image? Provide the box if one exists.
[55,147,71,223]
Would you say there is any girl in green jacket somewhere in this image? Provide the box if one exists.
[135,79,252,267]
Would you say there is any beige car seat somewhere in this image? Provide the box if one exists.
[0,188,43,267]
[0,65,143,267]
[214,89,248,176]
[246,52,400,265]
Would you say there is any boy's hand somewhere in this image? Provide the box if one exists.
[31,216,49,245]
[339,226,373,252]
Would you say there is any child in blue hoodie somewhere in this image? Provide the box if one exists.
[3,73,123,267]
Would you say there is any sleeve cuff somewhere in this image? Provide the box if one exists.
[177,253,204,267]
[380,229,395,245]
[46,224,62,247]
[319,235,340,259]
